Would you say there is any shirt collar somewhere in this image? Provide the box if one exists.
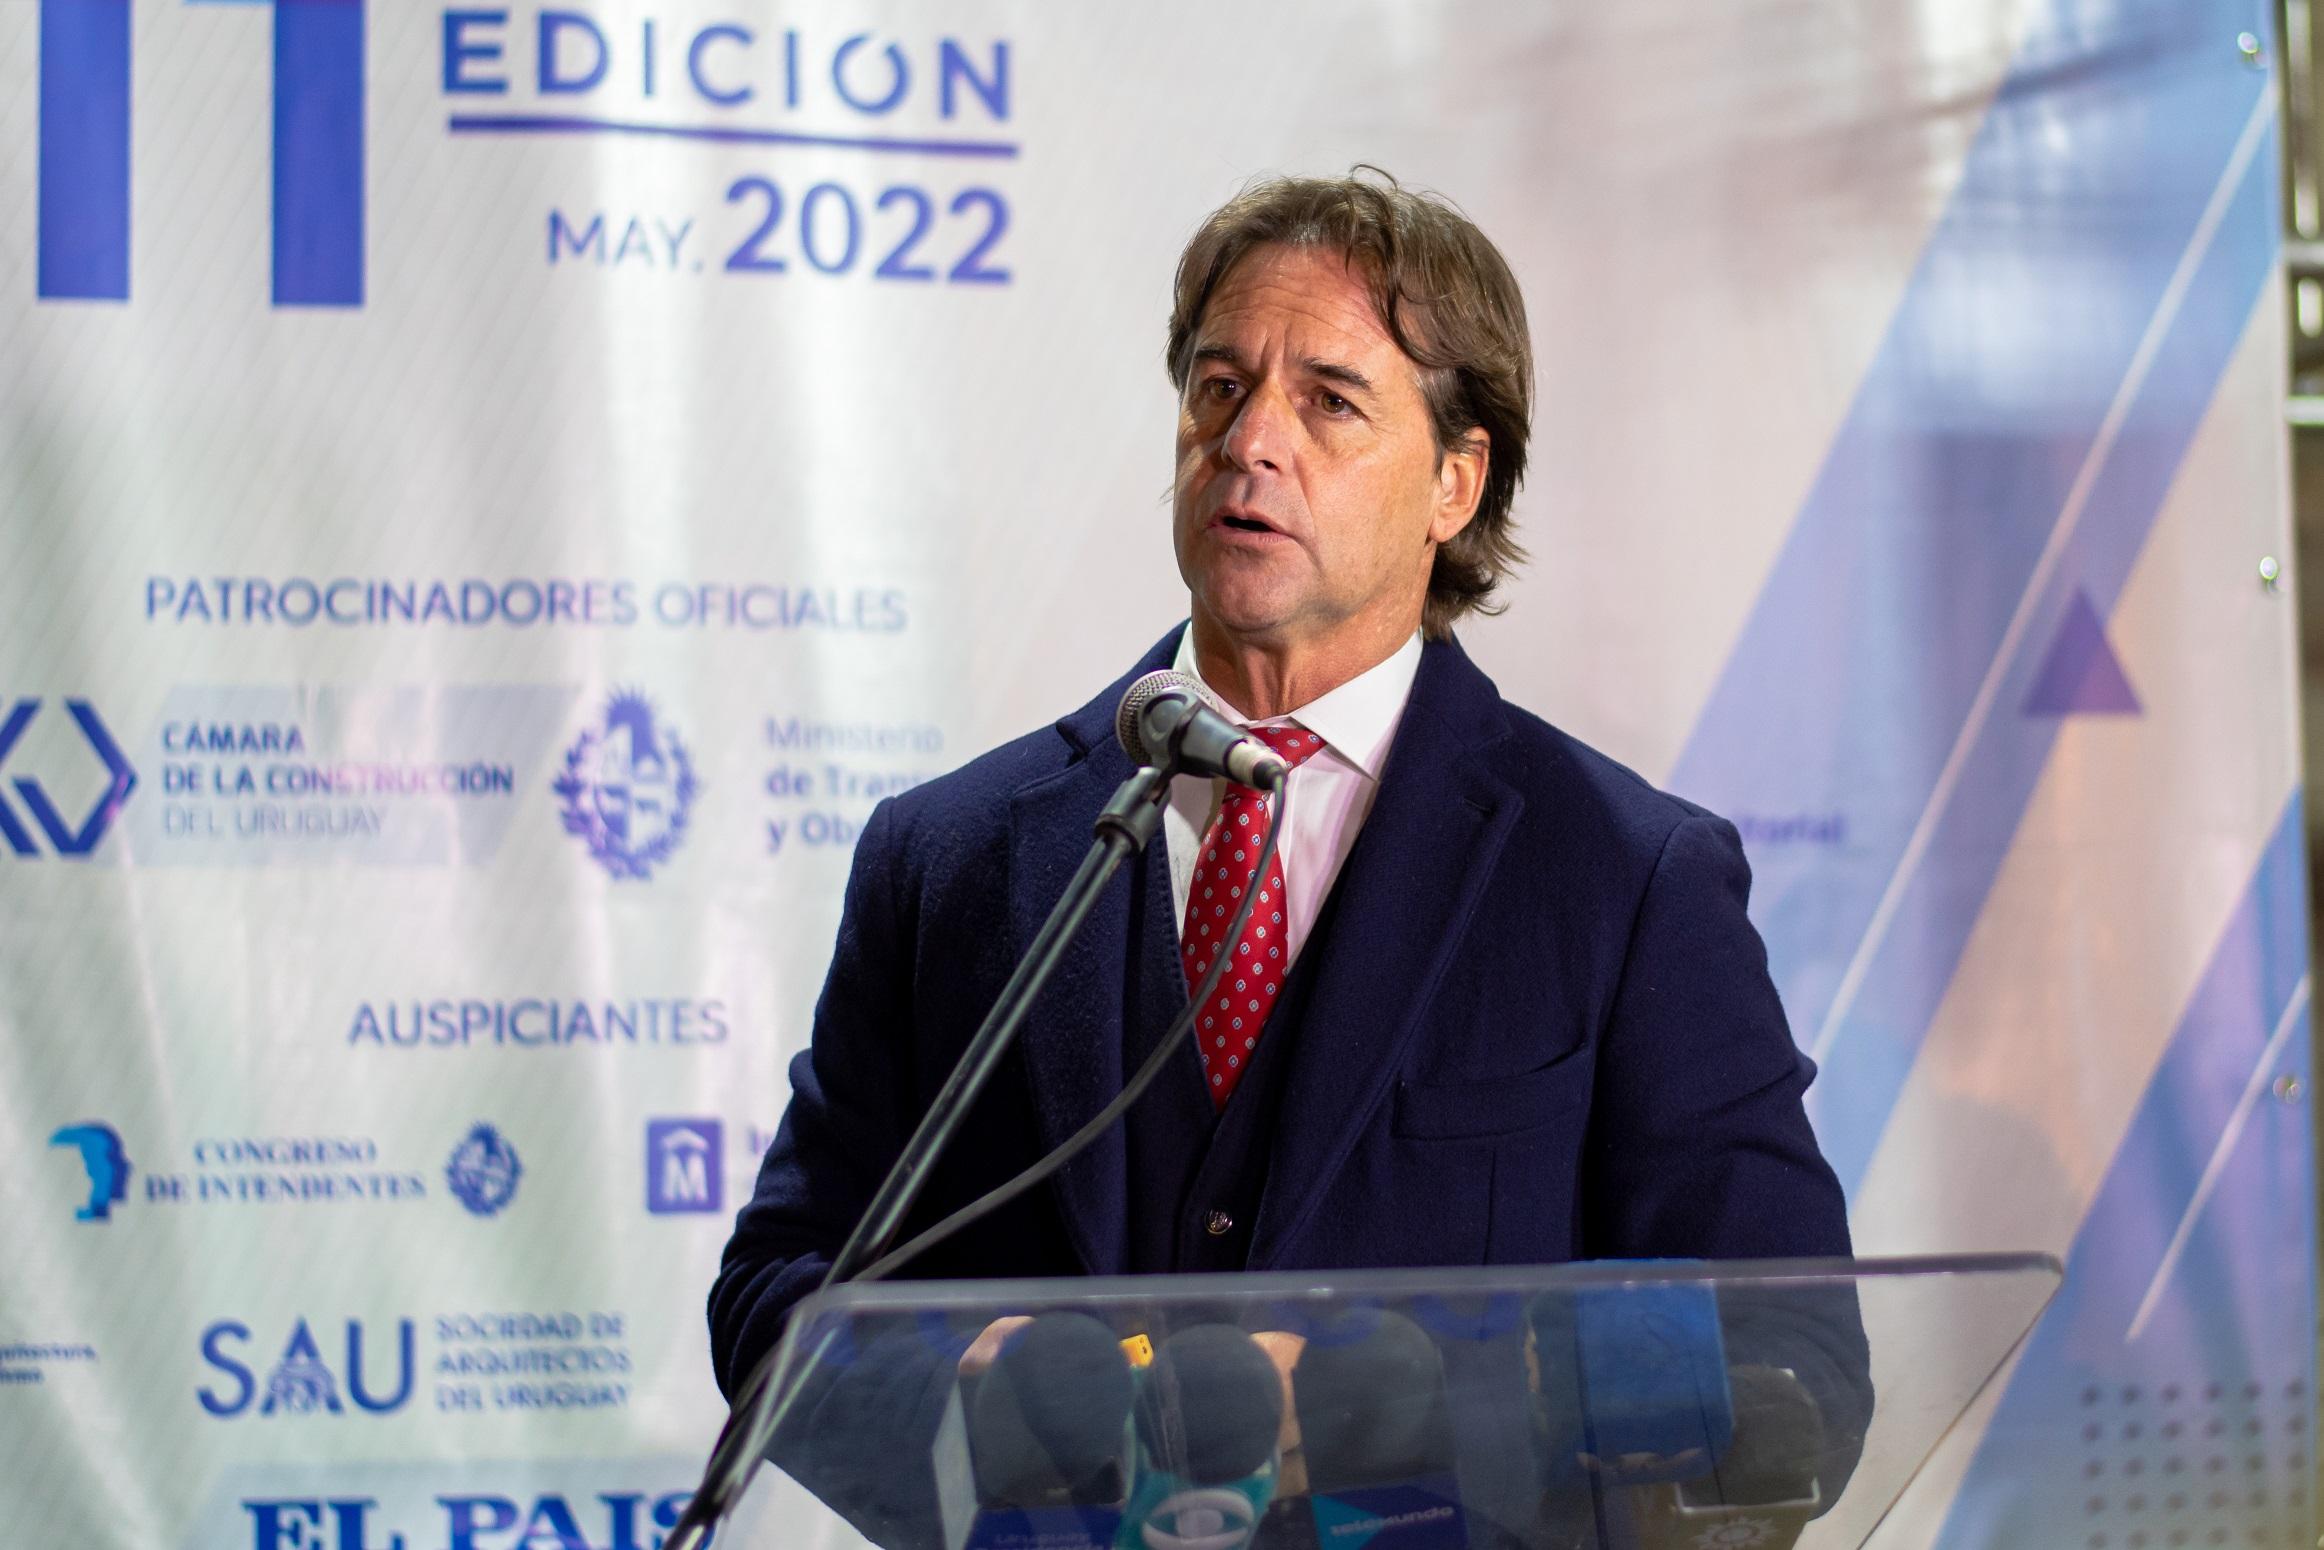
[1171,625,1422,782]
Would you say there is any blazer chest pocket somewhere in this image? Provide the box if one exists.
[1391,1050,1591,1141]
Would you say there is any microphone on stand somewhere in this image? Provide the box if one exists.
[1628,1365,1824,1550]
[1526,1282,1733,1493]
[1289,1310,1467,1550]
[1116,671,1290,790]
[934,1312,1139,1550]
[1525,1285,1828,1550]
[672,665,1299,1550]
[1126,1325,1286,1550]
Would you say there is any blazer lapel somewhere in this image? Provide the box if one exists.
[1247,638,1524,1269]
[1006,629,1182,1277]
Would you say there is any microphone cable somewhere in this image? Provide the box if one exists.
[852,781,1291,1284]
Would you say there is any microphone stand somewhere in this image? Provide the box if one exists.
[665,762,1179,1549]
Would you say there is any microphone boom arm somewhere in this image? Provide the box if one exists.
[667,762,1176,1547]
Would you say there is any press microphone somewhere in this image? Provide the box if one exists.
[1525,1281,1734,1493]
[1125,1325,1285,1550]
[1629,1365,1824,1550]
[1115,671,1291,791]
[1526,1283,1828,1549]
[934,1312,1137,1550]
[1290,1310,1466,1550]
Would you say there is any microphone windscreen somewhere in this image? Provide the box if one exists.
[1115,670,1199,766]
[1292,1309,1454,1487]
[1135,1325,1285,1485]
[1706,1365,1824,1507]
[968,1312,1135,1503]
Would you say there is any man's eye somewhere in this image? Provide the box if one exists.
[1318,392,1353,416]
[1202,377,1241,402]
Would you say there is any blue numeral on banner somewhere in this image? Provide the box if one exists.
[273,0,365,307]
[37,0,132,301]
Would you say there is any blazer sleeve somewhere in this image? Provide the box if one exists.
[1581,813,1872,1507]
[708,795,916,1401]
[1581,811,1851,1262]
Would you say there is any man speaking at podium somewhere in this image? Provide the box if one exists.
[710,172,1851,1401]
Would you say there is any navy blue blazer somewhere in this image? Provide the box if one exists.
[709,628,1851,1400]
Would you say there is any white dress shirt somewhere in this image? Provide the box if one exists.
[1164,627,1423,971]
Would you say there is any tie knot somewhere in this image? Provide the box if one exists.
[1249,721,1327,772]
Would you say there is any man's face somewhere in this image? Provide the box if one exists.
[1173,243,1483,651]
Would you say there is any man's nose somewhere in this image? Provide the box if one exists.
[1223,381,1293,472]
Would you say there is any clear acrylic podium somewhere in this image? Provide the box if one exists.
[710,1253,2060,1550]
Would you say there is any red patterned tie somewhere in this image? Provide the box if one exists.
[1179,723,1328,1108]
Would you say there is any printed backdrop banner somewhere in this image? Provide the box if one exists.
[0,1,2310,1547]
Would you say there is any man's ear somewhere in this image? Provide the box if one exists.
[1430,428,1490,546]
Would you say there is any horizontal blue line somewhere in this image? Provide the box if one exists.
[445,114,1019,159]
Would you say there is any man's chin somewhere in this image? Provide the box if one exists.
[1189,561,1313,629]
[1194,593,1306,646]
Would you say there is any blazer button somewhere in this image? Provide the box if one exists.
[1204,1210,1234,1237]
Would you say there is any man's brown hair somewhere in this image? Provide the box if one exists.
[1167,168,1533,638]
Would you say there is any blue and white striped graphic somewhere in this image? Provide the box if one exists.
[1674,0,2283,1197]
[1660,0,2312,1539]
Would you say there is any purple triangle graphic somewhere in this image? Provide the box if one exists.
[2023,589,2141,717]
